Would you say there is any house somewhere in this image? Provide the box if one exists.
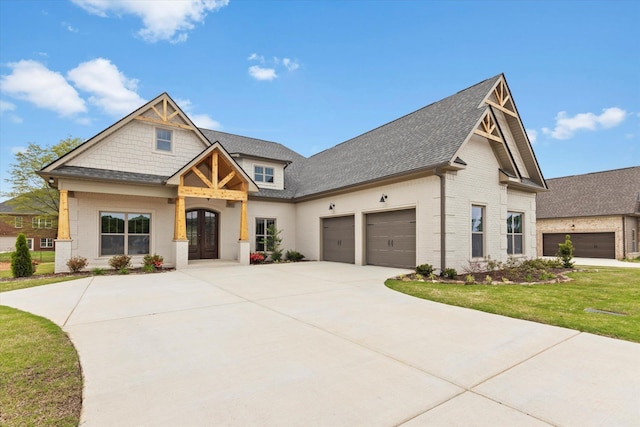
[39,74,547,273]
[536,166,640,259]
[0,199,57,252]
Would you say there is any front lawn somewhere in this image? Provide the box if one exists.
[0,250,55,263]
[0,306,82,426]
[386,267,640,343]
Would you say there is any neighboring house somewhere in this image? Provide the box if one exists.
[0,199,57,252]
[39,74,547,273]
[536,166,640,259]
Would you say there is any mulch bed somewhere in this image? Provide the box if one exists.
[398,268,574,285]
[0,267,174,282]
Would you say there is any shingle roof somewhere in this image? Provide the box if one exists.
[200,129,304,163]
[52,166,169,185]
[288,74,501,197]
[537,166,640,218]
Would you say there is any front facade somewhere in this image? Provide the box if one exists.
[537,167,640,259]
[0,200,57,252]
[40,74,547,273]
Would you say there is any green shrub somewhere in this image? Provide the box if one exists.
[415,264,434,276]
[92,268,105,275]
[142,253,164,270]
[557,234,574,268]
[11,233,33,278]
[118,267,130,275]
[108,255,131,270]
[465,274,475,285]
[443,268,457,279]
[271,249,283,262]
[285,250,305,262]
[66,256,88,273]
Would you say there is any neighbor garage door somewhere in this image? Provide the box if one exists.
[366,209,416,268]
[322,216,355,263]
[542,232,615,259]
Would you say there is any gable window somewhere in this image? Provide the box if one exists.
[254,166,274,183]
[507,212,523,255]
[156,128,172,152]
[100,212,150,256]
[40,238,54,249]
[32,217,53,229]
[255,218,275,252]
[471,205,484,258]
[15,217,22,228]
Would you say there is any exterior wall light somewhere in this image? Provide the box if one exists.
[379,194,387,203]
[329,203,335,210]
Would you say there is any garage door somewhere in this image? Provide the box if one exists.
[543,233,615,259]
[366,209,416,268]
[322,216,355,263]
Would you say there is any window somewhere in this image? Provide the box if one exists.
[15,217,22,228]
[254,166,274,183]
[507,212,523,255]
[40,238,54,249]
[156,128,172,152]
[471,205,484,258]
[100,212,150,256]
[255,218,275,251]
[32,217,53,229]
[26,238,34,251]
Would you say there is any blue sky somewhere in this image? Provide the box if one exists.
[1,0,638,200]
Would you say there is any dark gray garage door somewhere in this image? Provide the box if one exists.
[543,232,615,259]
[366,209,416,268]
[322,216,355,263]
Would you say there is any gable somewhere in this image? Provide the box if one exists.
[42,93,211,178]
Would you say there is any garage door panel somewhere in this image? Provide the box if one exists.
[366,209,416,269]
[323,216,355,264]
[542,232,615,259]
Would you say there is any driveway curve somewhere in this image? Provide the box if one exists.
[2,262,639,426]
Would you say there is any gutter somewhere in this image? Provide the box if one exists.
[435,168,446,274]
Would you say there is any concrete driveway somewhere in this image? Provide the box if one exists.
[2,262,639,426]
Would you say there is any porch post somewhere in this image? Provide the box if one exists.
[173,196,189,269]
[58,189,70,240]
[238,198,250,265]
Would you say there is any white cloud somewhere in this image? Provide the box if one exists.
[0,60,86,116]
[11,146,27,154]
[542,107,627,140]
[67,58,145,116]
[526,128,537,144]
[282,58,299,71]
[63,22,79,33]
[248,65,277,81]
[248,53,265,63]
[0,100,16,113]
[71,0,229,43]
[175,98,221,129]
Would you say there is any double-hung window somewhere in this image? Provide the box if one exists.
[507,212,523,255]
[471,205,484,258]
[156,128,172,152]
[15,217,22,228]
[255,218,275,252]
[40,238,54,249]
[100,212,150,256]
[254,166,274,183]
[32,217,52,229]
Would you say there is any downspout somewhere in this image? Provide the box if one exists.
[622,216,626,259]
[435,169,446,274]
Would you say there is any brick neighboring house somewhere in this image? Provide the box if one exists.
[536,166,640,259]
[0,199,57,252]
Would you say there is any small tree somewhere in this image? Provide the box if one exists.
[260,224,283,261]
[11,233,34,277]
[557,234,574,268]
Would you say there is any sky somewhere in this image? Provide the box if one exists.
[1,0,639,201]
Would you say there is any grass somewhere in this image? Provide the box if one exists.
[0,306,82,426]
[0,250,55,263]
[386,267,640,343]
[0,275,85,293]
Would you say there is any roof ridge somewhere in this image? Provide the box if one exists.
[548,165,640,180]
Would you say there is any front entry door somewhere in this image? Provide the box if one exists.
[186,209,219,260]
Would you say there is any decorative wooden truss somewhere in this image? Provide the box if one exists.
[134,98,194,130]
[173,148,250,241]
[485,79,517,117]
[474,111,502,143]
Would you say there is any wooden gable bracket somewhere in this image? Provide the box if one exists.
[134,97,194,130]
[474,111,503,143]
[486,79,518,118]
[178,149,248,202]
